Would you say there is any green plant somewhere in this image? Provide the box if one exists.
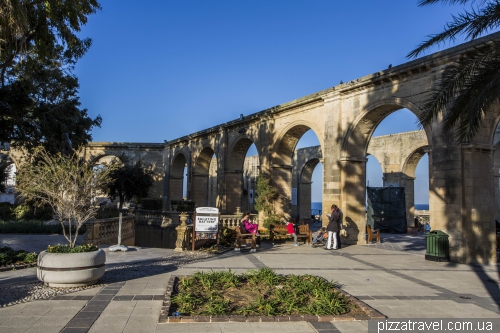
[0,202,13,220]
[47,243,98,253]
[0,219,85,234]
[0,246,38,267]
[140,198,163,210]
[171,199,196,212]
[170,268,354,317]
[254,175,282,229]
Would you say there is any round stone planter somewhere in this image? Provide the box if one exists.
[37,249,106,287]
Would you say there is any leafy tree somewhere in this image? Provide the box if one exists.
[15,146,111,248]
[0,60,102,154]
[254,175,281,228]
[0,0,102,152]
[408,0,500,142]
[105,159,155,210]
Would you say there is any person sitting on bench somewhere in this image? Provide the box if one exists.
[242,211,258,235]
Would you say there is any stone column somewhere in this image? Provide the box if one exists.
[340,156,367,244]
[461,144,496,264]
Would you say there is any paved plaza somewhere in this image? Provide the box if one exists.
[0,232,499,333]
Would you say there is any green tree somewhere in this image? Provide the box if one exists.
[15,146,111,248]
[105,159,155,210]
[0,0,102,152]
[408,0,500,142]
[254,175,281,228]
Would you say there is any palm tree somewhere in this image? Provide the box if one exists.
[408,0,500,142]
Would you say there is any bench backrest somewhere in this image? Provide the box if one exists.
[298,224,310,234]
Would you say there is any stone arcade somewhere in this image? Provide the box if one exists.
[5,33,500,264]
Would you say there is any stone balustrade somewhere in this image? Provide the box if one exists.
[83,214,135,246]
[134,209,191,226]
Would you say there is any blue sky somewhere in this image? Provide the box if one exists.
[74,0,471,204]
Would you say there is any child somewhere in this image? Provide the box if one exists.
[311,227,327,247]
[286,220,299,246]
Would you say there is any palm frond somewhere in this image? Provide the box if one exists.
[408,1,500,58]
[419,41,500,142]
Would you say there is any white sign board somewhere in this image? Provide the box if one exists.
[291,188,297,206]
[195,207,219,232]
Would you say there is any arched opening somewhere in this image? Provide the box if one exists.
[243,143,259,213]
[226,137,256,214]
[342,100,430,242]
[365,108,429,232]
[170,153,188,205]
[273,124,322,219]
[295,130,322,224]
[192,147,216,208]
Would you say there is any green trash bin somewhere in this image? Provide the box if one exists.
[425,230,449,262]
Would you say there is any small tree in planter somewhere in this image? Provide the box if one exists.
[16,146,112,248]
[16,146,114,287]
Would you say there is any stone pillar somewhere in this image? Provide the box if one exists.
[271,164,293,216]
[174,212,190,252]
[192,173,209,207]
[461,144,496,264]
[340,156,367,244]
[401,175,416,227]
[299,181,312,222]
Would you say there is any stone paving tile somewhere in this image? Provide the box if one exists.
[32,315,74,326]
[100,308,135,317]
[0,327,26,333]
[122,322,157,333]
[25,326,63,333]
[0,315,41,327]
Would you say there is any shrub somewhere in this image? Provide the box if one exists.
[171,199,195,212]
[47,243,98,253]
[0,246,38,267]
[0,202,13,220]
[141,198,163,210]
[0,219,85,234]
[95,206,120,219]
[12,202,53,220]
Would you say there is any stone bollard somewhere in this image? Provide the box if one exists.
[174,212,189,252]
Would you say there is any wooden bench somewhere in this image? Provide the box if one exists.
[234,225,260,251]
[366,225,381,243]
[270,224,312,244]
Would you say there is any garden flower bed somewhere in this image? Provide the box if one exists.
[160,268,385,323]
[0,246,38,271]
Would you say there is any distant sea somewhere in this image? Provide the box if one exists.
[311,202,322,215]
[312,202,429,212]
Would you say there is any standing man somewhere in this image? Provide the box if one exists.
[325,204,340,250]
[336,205,343,249]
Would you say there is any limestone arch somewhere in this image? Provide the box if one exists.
[192,146,217,208]
[170,151,188,202]
[226,136,257,214]
[271,122,323,215]
[298,157,321,222]
[340,97,429,242]
[342,98,429,157]
[273,121,323,166]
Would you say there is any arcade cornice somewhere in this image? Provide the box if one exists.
[164,32,500,147]
[87,142,164,150]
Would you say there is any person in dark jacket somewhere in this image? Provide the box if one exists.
[325,204,340,250]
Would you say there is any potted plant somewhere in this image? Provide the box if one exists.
[16,147,113,287]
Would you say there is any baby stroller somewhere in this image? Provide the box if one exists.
[311,230,328,247]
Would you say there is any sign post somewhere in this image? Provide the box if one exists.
[192,207,219,251]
